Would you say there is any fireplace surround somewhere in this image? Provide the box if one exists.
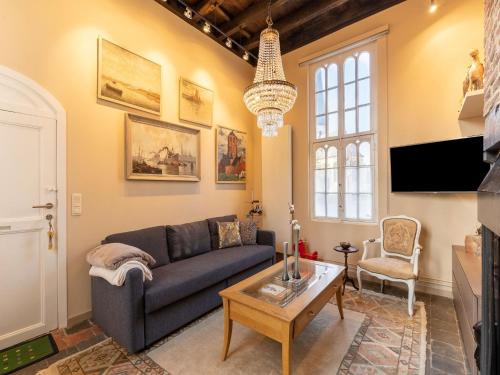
[477,2,500,373]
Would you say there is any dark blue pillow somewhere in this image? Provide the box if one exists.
[167,220,211,261]
[103,226,169,268]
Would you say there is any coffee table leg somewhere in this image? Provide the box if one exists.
[282,324,292,375]
[336,286,344,320]
[222,298,233,361]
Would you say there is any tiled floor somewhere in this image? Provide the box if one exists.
[14,282,470,374]
[14,321,106,375]
[361,280,470,375]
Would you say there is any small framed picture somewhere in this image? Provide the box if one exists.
[179,77,214,127]
[216,126,247,184]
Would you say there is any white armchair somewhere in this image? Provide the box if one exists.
[357,215,423,316]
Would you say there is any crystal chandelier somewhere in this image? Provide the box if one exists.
[243,2,297,137]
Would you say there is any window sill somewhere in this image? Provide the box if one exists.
[311,218,378,226]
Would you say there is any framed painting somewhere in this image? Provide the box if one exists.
[98,37,162,115]
[179,78,214,127]
[216,126,246,184]
[126,114,200,181]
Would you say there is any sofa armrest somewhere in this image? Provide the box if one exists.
[256,229,276,249]
[91,268,145,353]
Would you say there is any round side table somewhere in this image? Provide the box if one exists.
[334,246,359,295]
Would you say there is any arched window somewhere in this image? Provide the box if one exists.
[311,46,376,222]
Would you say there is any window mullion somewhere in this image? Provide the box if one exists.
[357,143,360,220]
[355,54,359,134]
[338,58,345,221]
[324,148,327,217]
[325,68,329,138]
[339,139,345,220]
[339,57,344,140]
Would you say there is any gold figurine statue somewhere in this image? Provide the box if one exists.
[462,48,484,97]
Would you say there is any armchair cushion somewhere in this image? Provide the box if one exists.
[358,257,416,280]
[382,218,418,256]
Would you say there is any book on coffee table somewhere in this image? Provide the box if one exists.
[259,283,287,300]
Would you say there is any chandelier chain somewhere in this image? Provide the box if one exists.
[266,0,273,27]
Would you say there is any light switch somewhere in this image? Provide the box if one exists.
[72,193,82,216]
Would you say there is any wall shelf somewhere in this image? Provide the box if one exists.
[458,89,484,120]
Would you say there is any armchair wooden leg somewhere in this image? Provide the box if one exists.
[408,281,415,317]
[357,268,363,296]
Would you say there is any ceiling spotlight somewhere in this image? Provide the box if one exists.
[429,0,438,13]
[203,22,211,33]
[225,38,233,48]
[243,51,249,61]
[184,7,193,19]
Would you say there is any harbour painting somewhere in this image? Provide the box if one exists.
[126,114,200,181]
[216,126,246,184]
[98,38,161,115]
[179,78,213,127]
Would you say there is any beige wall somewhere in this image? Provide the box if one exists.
[262,125,292,252]
[0,0,257,320]
[282,0,484,294]
[0,0,485,321]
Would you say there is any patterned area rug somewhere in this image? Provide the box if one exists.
[37,338,166,375]
[334,289,427,375]
[147,304,364,374]
[37,289,426,375]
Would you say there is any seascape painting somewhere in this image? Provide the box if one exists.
[98,38,161,115]
[216,126,246,184]
[179,78,213,127]
[126,114,200,181]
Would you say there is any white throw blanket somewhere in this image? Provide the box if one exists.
[89,260,152,286]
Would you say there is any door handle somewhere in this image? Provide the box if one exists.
[32,203,54,209]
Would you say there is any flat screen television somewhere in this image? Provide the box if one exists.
[390,136,489,192]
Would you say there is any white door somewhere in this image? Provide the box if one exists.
[0,109,58,350]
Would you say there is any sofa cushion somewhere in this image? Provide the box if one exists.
[166,220,211,261]
[207,214,237,249]
[240,220,257,245]
[217,221,242,248]
[145,245,275,313]
[103,226,169,268]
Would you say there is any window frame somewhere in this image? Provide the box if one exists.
[309,43,378,224]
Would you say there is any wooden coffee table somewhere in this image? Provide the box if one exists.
[219,258,345,375]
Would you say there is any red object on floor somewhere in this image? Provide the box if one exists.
[298,239,318,260]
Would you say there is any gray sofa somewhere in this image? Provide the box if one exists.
[91,214,275,353]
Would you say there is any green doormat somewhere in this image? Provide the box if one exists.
[0,335,58,375]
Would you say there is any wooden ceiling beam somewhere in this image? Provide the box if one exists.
[244,0,349,50]
[278,0,405,55]
[193,0,229,22]
[219,0,289,37]
[153,0,257,65]
[196,0,223,15]
[218,25,252,41]
[239,28,251,39]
